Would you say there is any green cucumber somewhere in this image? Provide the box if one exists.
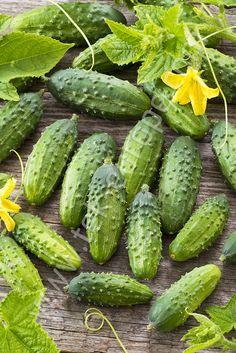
[212,120,236,191]
[0,173,10,188]
[159,136,201,235]
[127,185,162,280]
[86,159,126,264]
[169,194,229,261]
[220,231,236,264]
[0,91,43,163]
[60,132,116,228]
[144,80,210,140]
[66,272,153,306]
[13,212,81,271]
[148,264,221,331]
[118,116,164,203]
[0,235,44,292]
[24,115,78,205]
[11,3,126,45]
[47,69,151,120]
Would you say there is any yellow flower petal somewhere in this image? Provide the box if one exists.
[0,211,15,232]
[1,199,21,214]
[0,178,16,198]
[172,82,191,105]
[189,82,207,116]
[202,85,220,99]
[161,72,185,89]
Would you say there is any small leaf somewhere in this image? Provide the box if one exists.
[105,19,143,44]
[0,14,11,33]
[0,81,19,101]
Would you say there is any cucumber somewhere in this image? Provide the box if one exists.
[159,136,201,235]
[118,116,164,203]
[66,272,153,306]
[127,185,162,280]
[24,115,78,205]
[60,132,116,229]
[0,91,43,163]
[11,3,126,45]
[169,194,229,261]
[0,173,10,188]
[0,235,44,292]
[13,212,81,271]
[148,264,221,331]
[86,159,126,264]
[47,69,151,120]
[220,231,236,264]
[212,120,236,191]
[72,35,119,73]
[144,80,210,140]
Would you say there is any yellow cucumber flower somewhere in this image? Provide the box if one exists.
[0,178,21,232]
[161,67,219,116]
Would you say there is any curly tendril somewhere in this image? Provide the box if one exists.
[10,149,24,203]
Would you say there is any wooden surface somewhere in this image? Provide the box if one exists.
[1,1,236,352]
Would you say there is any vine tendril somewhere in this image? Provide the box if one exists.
[10,149,24,203]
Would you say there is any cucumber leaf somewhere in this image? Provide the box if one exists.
[0,81,19,101]
[0,32,74,82]
[0,14,11,33]
[195,0,236,6]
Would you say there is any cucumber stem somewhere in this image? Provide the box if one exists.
[71,114,80,121]
[219,255,226,262]
[141,184,150,193]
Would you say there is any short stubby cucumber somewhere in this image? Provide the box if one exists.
[144,80,210,140]
[118,116,164,203]
[169,194,229,261]
[72,35,119,73]
[0,91,43,163]
[0,235,44,292]
[24,115,78,205]
[86,160,126,264]
[220,231,236,264]
[148,264,221,331]
[13,212,81,271]
[11,3,126,45]
[159,136,201,235]
[47,69,151,120]
[66,272,153,306]
[127,185,162,280]
[60,132,116,228]
[212,120,236,192]
[0,173,10,188]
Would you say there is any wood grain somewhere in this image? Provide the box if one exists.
[1,1,236,352]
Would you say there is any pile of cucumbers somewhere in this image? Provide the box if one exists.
[1,0,236,336]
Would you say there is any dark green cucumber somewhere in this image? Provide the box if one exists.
[13,212,81,271]
[72,35,120,73]
[0,173,10,188]
[66,272,153,306]
[212,120,236,191]
[220,231,236,263]
[144,80,210,140]
[148,264,221,331]
[60,132,116,228]
[0,235,44,292]
[0,91,43,163]
[24,115,78,205]
[86,160,126,264]
[47,69,151,120]
[118,116,164,203]
[11,3,126,45]
[169,194,229,261]
[159,136,201,235]
[127,185,162,280]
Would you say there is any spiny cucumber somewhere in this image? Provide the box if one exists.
[220,231,236,264]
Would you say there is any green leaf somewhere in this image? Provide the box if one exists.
[206,294,236,334]
[0,32,74,82]
[0,14,11,33]
[134,5,165,29]
[195,0,236,6]
[0,81,19,101]
[105,19,143,44]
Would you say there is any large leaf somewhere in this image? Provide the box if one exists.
[0,14,11,33]
[0,81,19,101]
[0,32,74,82]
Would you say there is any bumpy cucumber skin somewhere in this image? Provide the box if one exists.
[24,117,78,206]
[159,136,201,235]
[47,69,151,120]
[0,235,44,292]
[13,212,81,271]
[72,35,119,74]
[149,264,221,331]
[169,194,229,261]
[11,3,126,45]
[0,91,43,163]
[60,133,116,229]
[212,121,236,191]
[144,81,210,140]
[118,116,164,204]
[67,272,153,306]
[0,173,10,188]
[86,162,126,264]
[221,231,236,264]
[127,185,162,280]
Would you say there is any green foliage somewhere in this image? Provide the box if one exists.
[0,14,11,32]
[0,81,19,101]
